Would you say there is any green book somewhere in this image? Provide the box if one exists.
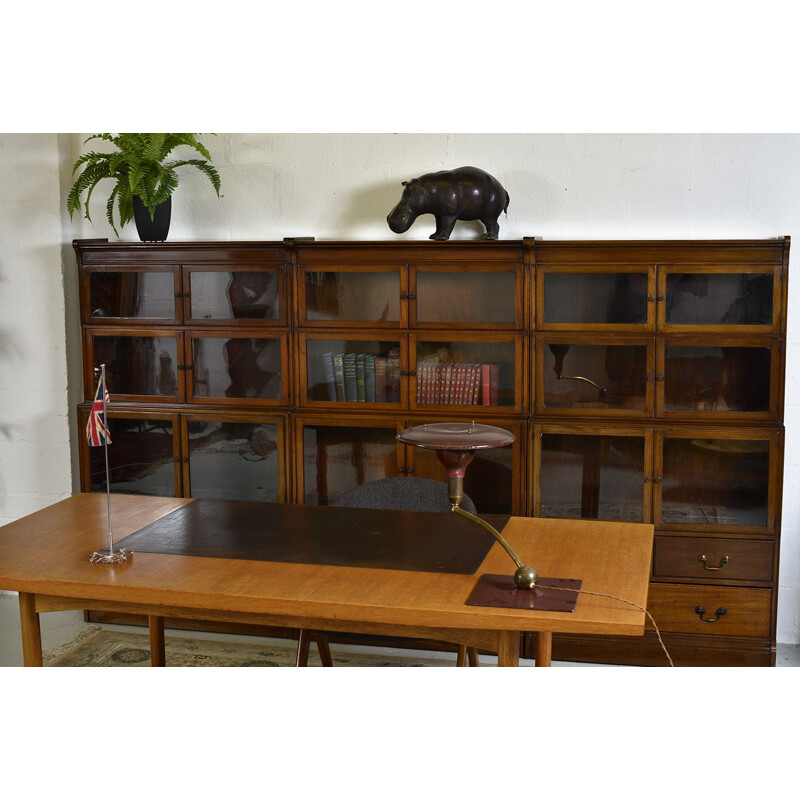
[332,354,345,401]
[364,355,376,402]
[321,352,336,401]
[355,354,366,402]
[343,353,357,401]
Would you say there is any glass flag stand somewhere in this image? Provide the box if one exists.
[87,364,132,564]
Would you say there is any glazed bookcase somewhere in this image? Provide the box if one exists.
[74,236,790,666]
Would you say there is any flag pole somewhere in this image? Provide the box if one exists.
[101,364,113,554]
[89,364,132,564]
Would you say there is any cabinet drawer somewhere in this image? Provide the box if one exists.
[646,583,771,638]
[652,536,774,582]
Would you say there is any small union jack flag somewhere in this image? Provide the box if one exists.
[86,374,112,447]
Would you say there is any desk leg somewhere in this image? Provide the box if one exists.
[534,632,553,667]
[19,593,43,667]
[497,631,520,667]
[149,616,166,667]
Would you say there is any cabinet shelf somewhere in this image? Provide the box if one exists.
[74,236,789,667]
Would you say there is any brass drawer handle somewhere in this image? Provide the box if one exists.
[698,555,730,571]
[695,606,727,623]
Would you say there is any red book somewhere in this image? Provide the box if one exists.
[481,364,491,405]
[443,363,454,405]
[490,364,499,405]
[466,364,478,405]
[455,363,467,405]
[419,360,431,405]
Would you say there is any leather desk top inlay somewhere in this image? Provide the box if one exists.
[117,499,502,574]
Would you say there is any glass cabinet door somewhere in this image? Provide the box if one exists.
[405,419,522,514]
[655,430,778,531]
[187,331,287,405]
[658,266,781,332]
[538,267,655,330]
[410,265,521,328]
[298,266,405,327]
[183,414,285,502]
[184,265,286,326]
[533,426,652,522]
[301,334,405,407]
[82,266,180,324]
[81,410,180,496]
[657,338,778,420]
[410,334,523,412]
[296,417,403,505]
[536,336,654,416]
[85,328,183,402]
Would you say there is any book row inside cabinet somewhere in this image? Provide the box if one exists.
[73,236,790,666]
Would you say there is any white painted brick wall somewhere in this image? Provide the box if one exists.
[0,133,71,530]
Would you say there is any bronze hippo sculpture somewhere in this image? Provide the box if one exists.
[386,166,509,240]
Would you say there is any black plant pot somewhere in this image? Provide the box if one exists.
[133,195,172,242]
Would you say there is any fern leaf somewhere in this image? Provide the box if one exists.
[163,159,221,194]
[106,184,121,236]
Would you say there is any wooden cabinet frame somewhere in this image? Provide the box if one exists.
[181,263,289,327]
[184,329,290,407]
[83,327,186,404]
[296,264,408,329]
[181,410,289,502]
[529,423,654,523]
[534,333,655,418]
[409,331,526,414]
[656,263,783,333]
[77,406,183,496]
[291,414,406,505]
[297,330,408,410]
[74,236,789,667]
[408,262,524,330]
[79,264,182,325]
[655,335,782,422]
[536,264,657,332]
[653,426,782,534]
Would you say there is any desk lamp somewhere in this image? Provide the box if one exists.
[397,422,539,589]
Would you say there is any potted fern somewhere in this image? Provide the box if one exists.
[67,133,221,241]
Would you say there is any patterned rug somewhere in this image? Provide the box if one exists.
[43,626,455,667]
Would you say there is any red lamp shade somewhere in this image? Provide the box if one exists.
[396,422,515,479]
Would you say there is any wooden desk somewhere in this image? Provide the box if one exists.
[0,494,653,667]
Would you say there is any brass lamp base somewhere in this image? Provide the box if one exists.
[467,574,582,612]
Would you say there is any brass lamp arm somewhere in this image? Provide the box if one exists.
[451,504,539,589]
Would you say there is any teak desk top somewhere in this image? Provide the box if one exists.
[0,494,654,667]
